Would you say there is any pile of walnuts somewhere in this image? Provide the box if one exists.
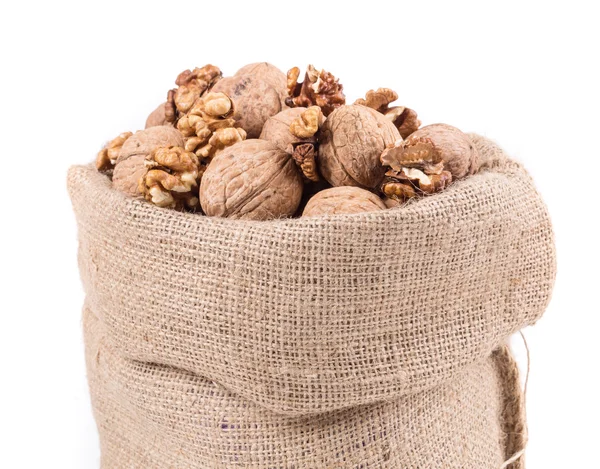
[97,62,481,220]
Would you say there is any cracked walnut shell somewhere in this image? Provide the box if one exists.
[112,126,184,197]
[199,139,303,220]
[302,187,387,217]
[384,124,480,179]
[318,105,400,189]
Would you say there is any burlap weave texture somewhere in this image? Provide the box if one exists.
[69,134,555,467]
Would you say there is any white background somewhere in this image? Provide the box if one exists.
[1,1,598,468]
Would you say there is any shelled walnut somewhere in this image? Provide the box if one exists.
[139,146,200,210]
[286,65,345,116]
[145,64,222,129]
[177,92,246,159]
[172,65,222,116]
[96,132,133,172]
[355,88,420,139]
[318,104,400,189]
[199,139,303,220]
[302,187,387,216]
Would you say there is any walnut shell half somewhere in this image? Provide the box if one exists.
[199,139,303,220]
[318,105,400,189]
[302,186,387,217]
[211,75,282,138]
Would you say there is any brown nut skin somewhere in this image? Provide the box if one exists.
[234,62,288,106]
[145,102,173,128]
[406,124,480,179]
[199,139,303,220]
[302,186,387,217]
[211,75,282,138]
[318,105,400,189]
[112,126,185,197]
[259,107,307,152]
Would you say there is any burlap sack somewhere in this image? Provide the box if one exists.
[69,135,555,468]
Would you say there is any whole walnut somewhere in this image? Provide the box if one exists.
[404,124,480,178]
[112,126,184,197]
[200,139,303,220]
[211,75,282,138]
[303,186,387,217]
[260,107,307,152]
[145,102,173,128]
[318,105,400,189]
[234,62,288,106]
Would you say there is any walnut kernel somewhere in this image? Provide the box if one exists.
[355,88,420,139]
[139,146,200,210]
[286,65,345,116]
[96,132,133,172]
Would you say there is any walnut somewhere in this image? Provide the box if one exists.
[260,107,307,152]
[112,126,184,197]
[318,104,400,189]
[381,167,452,202]
[380,125,473,202]
[199,139,303,220]
[382,124,480,179]
[354,88,420,139]
[96,132,133,172]
[172,65,222,115]
[260,107,323,181]
[198,127,247,160]
[234,62,288,106]
[144,102,173,129]
[302,186,387,217]
[211,75,282,138]
[289,105,324,139]
[286,65,345,116]
[383,196,401,209]
[176,92,246,170]
[292,143,319,182]
[139,146,200,210]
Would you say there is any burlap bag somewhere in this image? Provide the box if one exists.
[69,135,555,468]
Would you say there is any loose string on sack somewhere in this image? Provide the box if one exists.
[498,331,530,469]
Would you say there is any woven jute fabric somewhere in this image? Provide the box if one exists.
[69,134,554,467]
[83,306,523,469]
